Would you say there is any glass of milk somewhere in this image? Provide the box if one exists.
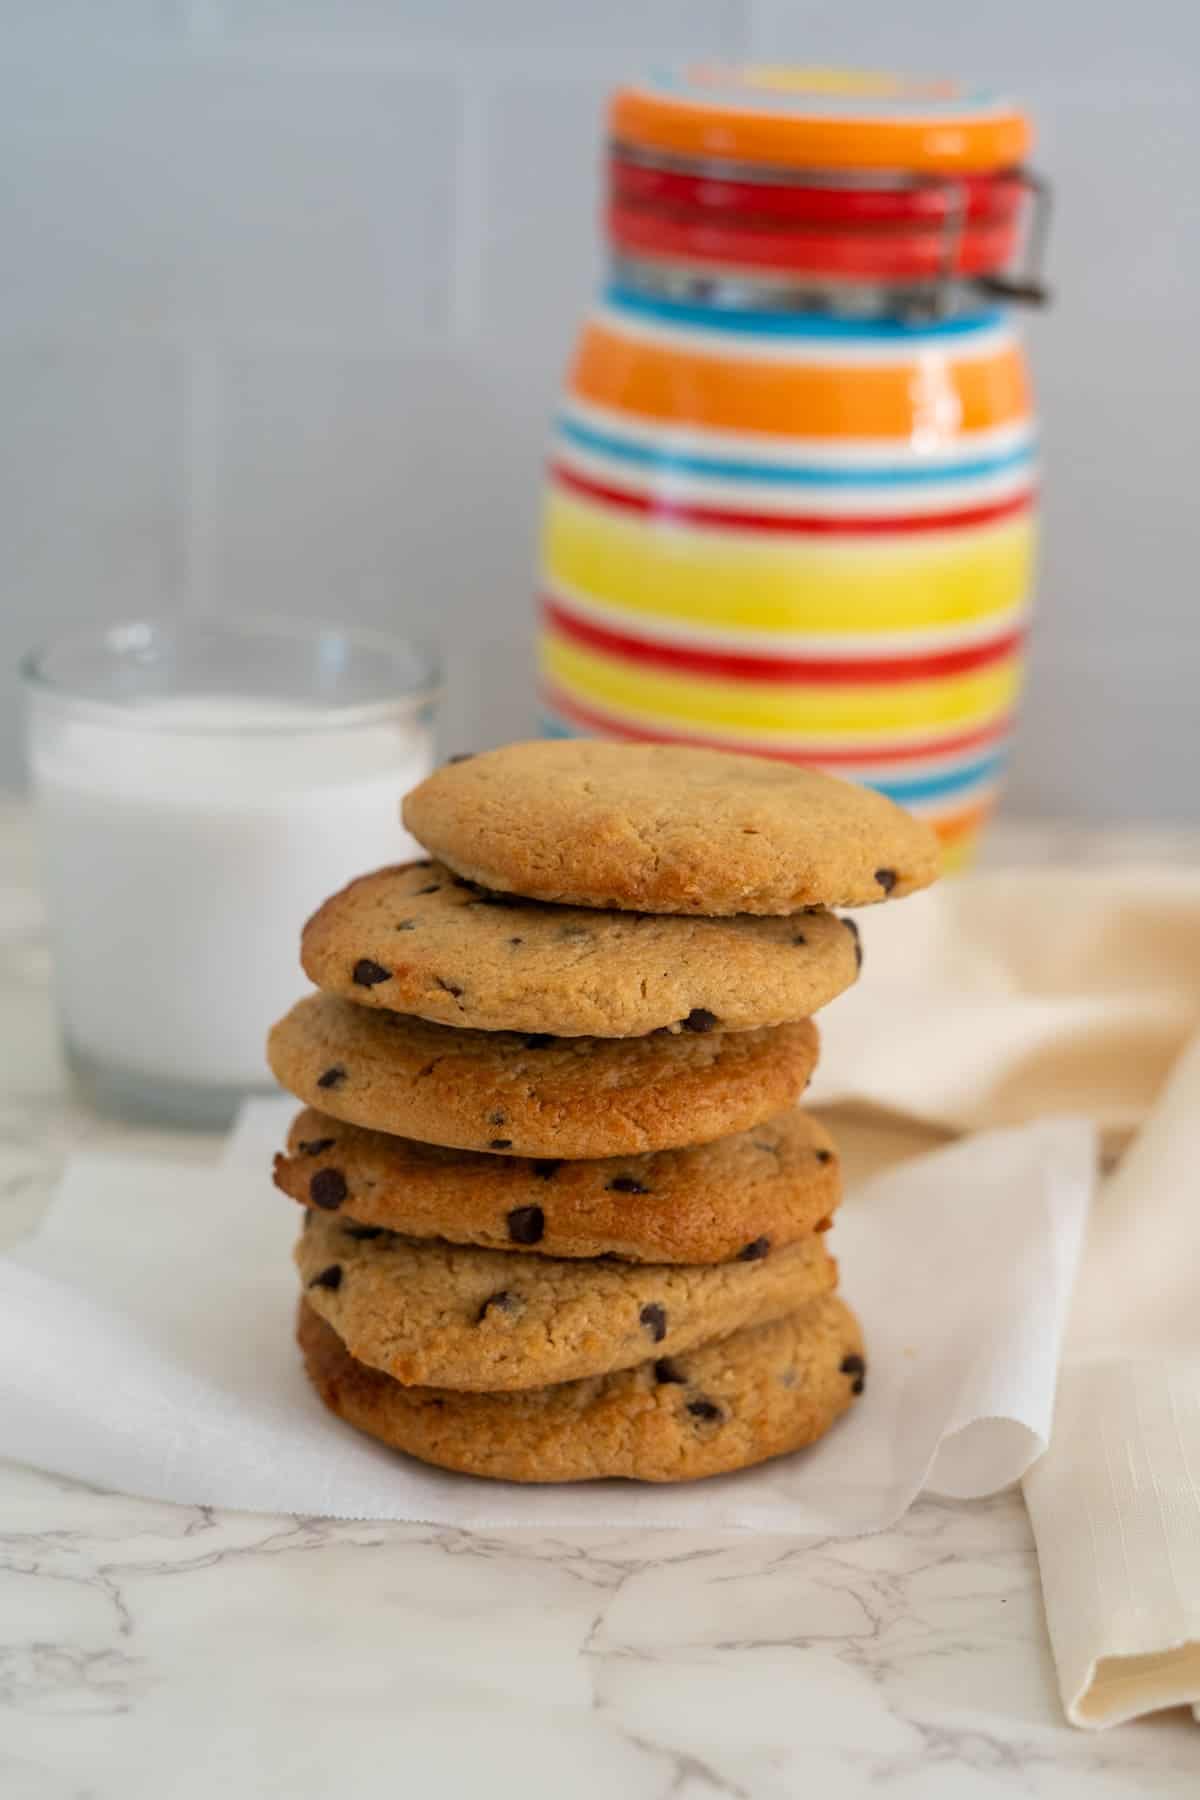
[22,617,440,1128]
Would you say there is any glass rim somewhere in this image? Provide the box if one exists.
[20,615,443,735]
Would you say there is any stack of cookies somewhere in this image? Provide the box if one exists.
[267,742,938,1484]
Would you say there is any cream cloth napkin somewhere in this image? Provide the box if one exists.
[810,867,1200,1731]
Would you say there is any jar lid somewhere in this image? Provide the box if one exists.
[610,65,1031,175]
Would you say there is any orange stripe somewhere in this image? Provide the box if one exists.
[931,798,995,844]
[571,320,1031,440]
[610,85,1031,176]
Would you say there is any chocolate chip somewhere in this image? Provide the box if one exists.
[316,1066,346,1090]
[792,932,807,945]
[523,1034,554,1050]
[446,752,474,764]
[738,1236,771,1261]
[681,1008,718,1033]
[509,936,524,946]
[851,1376,865,1395]
[489,1138,513,1151]
[816,1148,834,1166]
[309,1168,348,1211]
[654,1357,686,1384]
[531,1160,561,1180]
[416,883,441,895]
[607,1175,649,1195]
[395,919,416,932]
[686,1397,723,1422]
[507,1205,545,1244]
[476,1289,521,1322]
[874,869,897,894]
[842,916,862,971]
[308,1265,342,1291]
[352,958,391,987]
[488,1110,507,1126]
[435,977,464,997]
[640,1303,667,1342]
[840,1353,866,1377]
[297,1137,335,1156]
[343,1224,384,1241]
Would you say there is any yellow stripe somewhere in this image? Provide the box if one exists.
[938,834,980,875]
[541,635,1023,736]
[543,493,1035,634]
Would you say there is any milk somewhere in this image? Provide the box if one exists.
[29,696,433,1103]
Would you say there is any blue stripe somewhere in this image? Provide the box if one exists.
[556,414,1035,489]
[604,283,1006,341]
[870,752,1005,804]
[540,711,581,741]
[541,711,1003,803]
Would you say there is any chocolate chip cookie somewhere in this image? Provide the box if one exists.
[267,993,819,1158]
[295,1210,837,1389]
[276,1106,839,1264]
[403,740,939,914]
[300,860,858,1036]
[297,1293,864,1482]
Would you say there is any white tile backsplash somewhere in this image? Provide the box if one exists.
[476,75,607,357]
[206,0,743,57]
[1,1,1198,821]
[0,57,190,338]
[0,57,455,345]
[169,63,458,346]
[745,0,1200,96]
[1,344,187,777]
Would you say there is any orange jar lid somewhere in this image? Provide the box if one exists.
[610,65,1032,176]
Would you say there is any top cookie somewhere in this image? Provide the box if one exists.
[403,741,939,915]
[300,860,858,1037]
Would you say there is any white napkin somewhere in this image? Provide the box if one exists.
[0,1093,1091,1532]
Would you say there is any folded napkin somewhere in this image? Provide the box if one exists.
[810,868,1200,1730]
[0,1093,1089,1533]
[1023,1031,1200,1728]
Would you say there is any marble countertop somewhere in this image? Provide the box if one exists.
[2,799,1198,1800]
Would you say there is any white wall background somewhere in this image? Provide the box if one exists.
[2,1,1198,818]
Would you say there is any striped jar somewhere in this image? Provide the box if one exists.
[537,66,1048,866]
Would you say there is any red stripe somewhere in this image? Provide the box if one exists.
[607,200,1019,281]
[541,681,1012,768]
[609,155,1023,226]
[551,461,1034,537]
[543,597,1024,686]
